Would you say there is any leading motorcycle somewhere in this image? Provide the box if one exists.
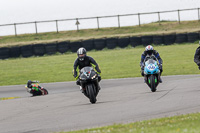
[79,67,100,104]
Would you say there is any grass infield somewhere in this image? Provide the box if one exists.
[60,112,200,133]
[0,43,199,86]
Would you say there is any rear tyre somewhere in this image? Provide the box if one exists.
[42,88,48,95]
[150,75,157,92]
[86,84,97,104]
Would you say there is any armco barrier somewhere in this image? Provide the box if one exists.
[70,41,82,52]
[57,41,70,53]
[106,37,118,49]
[10,46,21,58]
[94,38,106,50]
[21,45,33,57]
[175,33,188,43]
[153,35,164,45]
[130,36,141,47]
[45,42,57,55]
[118,37,130,48]
[0,32,200,59]
[0,47,10,59]
[187,32,199,43]
[81,39,94,51]
[33,44,45,56]
[164,33,176,45]
[141,36,153,45]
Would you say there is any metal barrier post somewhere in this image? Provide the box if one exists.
[158,12,161,25]
[138,13,141,26]
[97,17,100,29]
[178,10,180,24]
[118,15,120,28]
[14,23,17,36]
[76,18,80,31]
[56,20,59,33]
[35,21,38,34]
[198,8,200,21]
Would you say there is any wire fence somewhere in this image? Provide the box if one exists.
[0,7,200,36]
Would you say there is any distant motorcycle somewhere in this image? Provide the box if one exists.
[79,67,100,104]
[25,81,48,96]
[144,55,161,92]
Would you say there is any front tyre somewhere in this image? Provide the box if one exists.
[149,75,157,92]
[86,84,97,104]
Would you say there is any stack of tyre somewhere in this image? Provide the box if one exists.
[0,32,199,59]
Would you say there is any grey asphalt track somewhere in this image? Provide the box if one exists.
[0,75,200,133]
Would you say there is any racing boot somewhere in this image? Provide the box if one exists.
[144,75,147,83]
[79,86,84,93]
[159,77,162,83]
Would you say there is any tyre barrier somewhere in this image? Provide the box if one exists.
[141,36,153,46]
[45,42,57,55]
[187,32,199,43]
[10,46,21,58]
[118,37,130,48]
[0,47,10,59]
[57,41,70,53]
[81,39,94,51]
[1,32,200,59]
[153,35,164,45]
[106,37,118,49]
[175,33,188,43]
[164,33,176,45]
[130,36,141,47]
[70,41,82,52]
[21,45,33,58]
[33,44,45,56]
[94,38,106,50]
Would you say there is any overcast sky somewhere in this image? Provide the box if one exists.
[0,0,199,24]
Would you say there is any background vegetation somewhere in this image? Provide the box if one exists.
[0,43,199,86]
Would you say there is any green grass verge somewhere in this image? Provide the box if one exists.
[0,43,199,86]
[60,112,200,133]
[1,20,200,47]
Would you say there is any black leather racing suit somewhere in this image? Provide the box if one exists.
[73,56,101,79]
[194,46,200,70]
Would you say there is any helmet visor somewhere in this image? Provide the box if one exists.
[78,54,85,61]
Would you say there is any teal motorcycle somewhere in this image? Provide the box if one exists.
[144,55,161,92]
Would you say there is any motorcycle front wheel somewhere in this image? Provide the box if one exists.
[149,75,157,92]
[86,84,97,104]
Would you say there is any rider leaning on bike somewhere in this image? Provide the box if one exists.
[26,80,40,93]
[140,45,163,83]
[73,47,101,92]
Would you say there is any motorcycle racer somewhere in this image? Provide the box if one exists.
[194,41,200,70]
[140,45,163,83]
[73,47,101,92]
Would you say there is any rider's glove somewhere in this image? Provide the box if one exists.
[141,65,144,70]
[76,79,80,85]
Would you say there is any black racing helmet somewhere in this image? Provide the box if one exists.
[77,47,86,61]
[27,80,32,88]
